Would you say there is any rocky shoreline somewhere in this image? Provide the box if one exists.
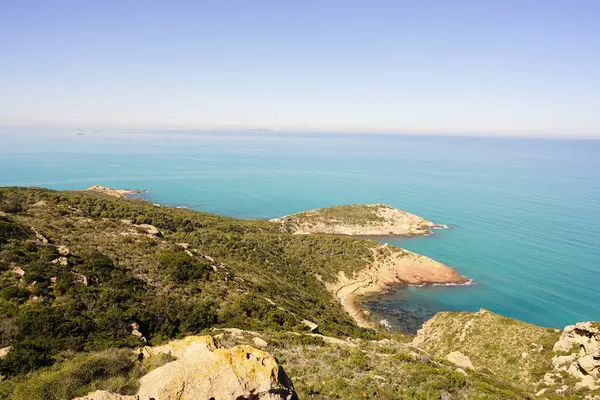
[271,204,466,329]
[326,245,469,328]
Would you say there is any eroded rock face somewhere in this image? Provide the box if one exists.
[77,335,297,400]
[550,322,600,390]
[329,247,468,328]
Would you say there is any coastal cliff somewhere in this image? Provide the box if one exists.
[271,204,446,236]
[327,245,469,328]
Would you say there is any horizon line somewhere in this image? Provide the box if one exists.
[0,122,599,140]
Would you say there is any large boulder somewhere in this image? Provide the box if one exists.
[446,351,474,370]
[76,335,296,400]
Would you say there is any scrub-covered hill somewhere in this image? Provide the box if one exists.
[0,187,597,399]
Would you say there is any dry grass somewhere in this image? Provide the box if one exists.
[413,310,560,384]
[211,329,534,399]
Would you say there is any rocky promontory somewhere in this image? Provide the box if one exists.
[327,245,469,328]
[85,185,146,198]
[271,204,446,236]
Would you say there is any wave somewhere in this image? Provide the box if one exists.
[432,279,476,287]
[379,319,392,330]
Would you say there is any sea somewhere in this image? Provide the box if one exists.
[1,127,599,333]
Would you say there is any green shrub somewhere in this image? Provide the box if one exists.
[158,250,212,283]
[0,340,53,376]
[0,218,31,245]
[0,284,29,302]
[180,299,217,332]
[10,349,141,400]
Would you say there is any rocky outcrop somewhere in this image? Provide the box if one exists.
[253,337,269,348]
[549,322,600,390]
[74,391,138,400]
[120,220,163,238]
[0,346,11,358]
[76,335,296,400]
[328,245,468,328]
[127,321,147,343]
[33,228,49,244]
[85,185,146,198]
[301,319,319,333]
[51,256,69,266]
[446,351,474,370]
[11,265,25,276]
[58,245,70,256]
[271,204,446,237]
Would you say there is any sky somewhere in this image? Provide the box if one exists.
[1,0,599,137]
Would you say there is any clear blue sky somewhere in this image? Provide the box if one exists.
[1,0,599,136]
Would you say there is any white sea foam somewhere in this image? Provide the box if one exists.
[433,224,449,230]
[379,319,392,330]
[432,279,475,287]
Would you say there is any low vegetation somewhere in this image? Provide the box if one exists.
[277,204,391,231]
[213,329,536,399]
[413,310,560,384]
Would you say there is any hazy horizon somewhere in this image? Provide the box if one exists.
[2,124,600,141]
[2,1,599,137]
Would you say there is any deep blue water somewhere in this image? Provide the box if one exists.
[1,127,599,331]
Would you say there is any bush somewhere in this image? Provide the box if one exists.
[72,249,117,285]
[0,284,29,302]
[181,300,217,332]
[0,218,31,245]
[10,349,141,400]
[158,250,212,283]
[0,340,53,376]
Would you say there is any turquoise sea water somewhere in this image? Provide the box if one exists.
[1,127,599,332]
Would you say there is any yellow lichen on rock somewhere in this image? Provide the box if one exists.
[77,335,296,400]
